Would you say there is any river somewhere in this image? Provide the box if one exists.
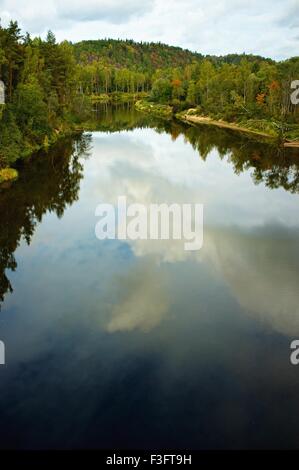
[0,103,299,449]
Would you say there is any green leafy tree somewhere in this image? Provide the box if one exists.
[150,78,172,103]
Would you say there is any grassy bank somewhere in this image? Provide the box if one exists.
[135,100,173,119]
[91,92,149,104]
[134,102,299,144]
[176,109,299,145]
[176,110,275,140]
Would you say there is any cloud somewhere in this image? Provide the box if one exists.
[0,0,154,32]
[85,128,299,336]
[58,0,154,24]
[277,0,299,28]
[105,260,170,332]
[0,0,298,59]
[201,226,299,336]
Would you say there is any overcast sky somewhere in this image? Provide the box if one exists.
[0,0,298,60]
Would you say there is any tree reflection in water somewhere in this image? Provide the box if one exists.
[0,133,92,306]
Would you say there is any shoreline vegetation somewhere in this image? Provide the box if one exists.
[134,100,299,146]
[135,100,173,119]
[178,111,299,146]
[0,167,18,185]
[0,23,299,189]
[90,92,149,104]
[177,110,277,140]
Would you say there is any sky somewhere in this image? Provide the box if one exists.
[0,0,298,60]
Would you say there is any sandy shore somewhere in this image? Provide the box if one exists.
[178,113,273,138]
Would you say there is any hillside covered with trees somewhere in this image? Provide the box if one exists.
[72,38,299,140]
[73,39,204,71]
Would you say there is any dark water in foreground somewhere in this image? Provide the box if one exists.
[1,104,299,449]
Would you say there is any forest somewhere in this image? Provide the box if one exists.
[0,20,299,182]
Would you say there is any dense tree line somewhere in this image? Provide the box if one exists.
[0,22,78,168]
[77,62,150,95]
[148,59,299,127]
[73,39,204,71]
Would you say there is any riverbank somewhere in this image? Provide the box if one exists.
[177,110,299,147]
[0,125,78,189]
[176,111,277,141]
[134,100,275,137]
[91,92,149,104]
[134,100,299,145]
[284,141,299,148]
[135,100,173,119]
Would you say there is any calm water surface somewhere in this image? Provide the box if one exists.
[0,104,299,449]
